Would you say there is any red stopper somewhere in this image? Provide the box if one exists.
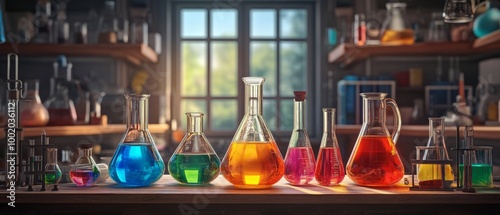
[294,91,306,101]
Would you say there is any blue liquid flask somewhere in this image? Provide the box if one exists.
[109,94,165,187]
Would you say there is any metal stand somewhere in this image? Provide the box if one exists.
[24,133,59,192]
[409,159,455,191]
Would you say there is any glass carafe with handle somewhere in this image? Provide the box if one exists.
[221,77,285,189]
[346,92,404,186]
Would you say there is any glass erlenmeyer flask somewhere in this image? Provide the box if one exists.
[221,77,285,189]
[70,143,100,187]
[380,3,415,45]
[44,81,77,126]
[45,148,62,184]
[168,112,220,185]
[315,108,345,186]
[417,117,454,189]
[20,79,49,127]
[109,94,165,187]
[283,91,315,185]
[346,92,404,186]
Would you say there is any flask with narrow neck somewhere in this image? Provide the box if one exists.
[315,108,345,186]
[284,91,315,185]
[168,112,221,185]
[20,79,49,126]
[44,82,77,126]
[221,77,285,189]
[346,92,404,186]
[380,3,415,45]
[109,94,165,187]
[45,148,62,184]
[70,143,100,187]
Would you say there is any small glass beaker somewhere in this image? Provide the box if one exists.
[380,2,415,45]
[459,146,493,188]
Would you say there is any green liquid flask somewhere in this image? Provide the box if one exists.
[168,112,221,185]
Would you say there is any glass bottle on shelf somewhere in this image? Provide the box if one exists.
[283,91,315,185]
[109,94,165,187]
[70,143,100,187]
[20,79,49,127]
[32,0,52,43]
[168,112,220,185]
[315,108,345,186]
[417,117,454,189]
[380,2,415,45]
[131,19,148,45]
[52,0,69,43]
[98,0,118,43]
[221,77,285,189]
[44,81,77,126]
[45,148,62,184]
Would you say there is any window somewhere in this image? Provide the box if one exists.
[173,2,314,138]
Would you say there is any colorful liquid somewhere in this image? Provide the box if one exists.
[346,136,404,186]
[284,147,315,185]
[221,141,285,189]
[70,169,100,187]
[109,143,165,187]
[417,164,454,189]
[380,29,415,45]
[47,108,77,126]
[315,147,345,186]
[459,164,493,188]
[168,153,220,185]
[45,169,62,184]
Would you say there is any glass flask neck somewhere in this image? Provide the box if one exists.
[322,108,336,134]
[187,112,204,133]
[125,94,149,131]
[387,3,406,13]
[293,99,305,130]
[361,93,387,126]
[428,117,445,145]
[79,148,92,157]
[47,148,58,164]
[23,80,41,100]
[243,77,264,116]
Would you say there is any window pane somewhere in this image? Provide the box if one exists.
[280,9,307,38]
[250,42,276,96]
[211,100,237,131]
[181,9,207,38]
[211,9,237,38]
[263,99,277,131]
[180,99,207,128]
[280,42,307,96]
[250,9,276,38]
[181,42,207,96]
[211,42,237,96]
[279,100,293,131]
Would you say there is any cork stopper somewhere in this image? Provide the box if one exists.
[294,91,306,101]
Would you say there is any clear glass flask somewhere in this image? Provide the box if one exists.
[283,91,315,185]
[221,77,285,189]
[168,112,220,185]
[20,80,49,127]
[346,92,404,186]
[45,148,62,184]
[315,108,345,186]
[98,0,118,43]
[109,94,165,187]
[70,143,100,187]
[44,82,77,126]
[417,117,454,189]
[380,3,415,45]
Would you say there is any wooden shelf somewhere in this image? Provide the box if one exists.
[336,125,500,139]
[329,34,500,67]
[0,43,158,65]
[0,124,168,139]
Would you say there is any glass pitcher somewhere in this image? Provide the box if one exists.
[346,92,404,186]
[221,77,285,189]
[380,2,415,45]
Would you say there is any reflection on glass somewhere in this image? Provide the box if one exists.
[263,99,277,130]
[211,9,237,38]
[280,42,307,96]
[211,100,237,131]
[251,9,276,38]
[280,9,307,38]
[181,99,207,129]
[211,42,237,96]
[280,100,293,131]
[443,0,473,23]
[182,42,207,96]
[250,42,277,96]
[181,9,207,38]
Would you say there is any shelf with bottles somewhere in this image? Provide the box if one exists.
[0,124,169,139]
[0,43,157,66]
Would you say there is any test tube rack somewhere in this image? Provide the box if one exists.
[409,159,455,191]
[451,125,476,193]
[23,135,60,192]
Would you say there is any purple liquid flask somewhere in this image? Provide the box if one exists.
[283,91,316,185]
[315,108,345,186]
